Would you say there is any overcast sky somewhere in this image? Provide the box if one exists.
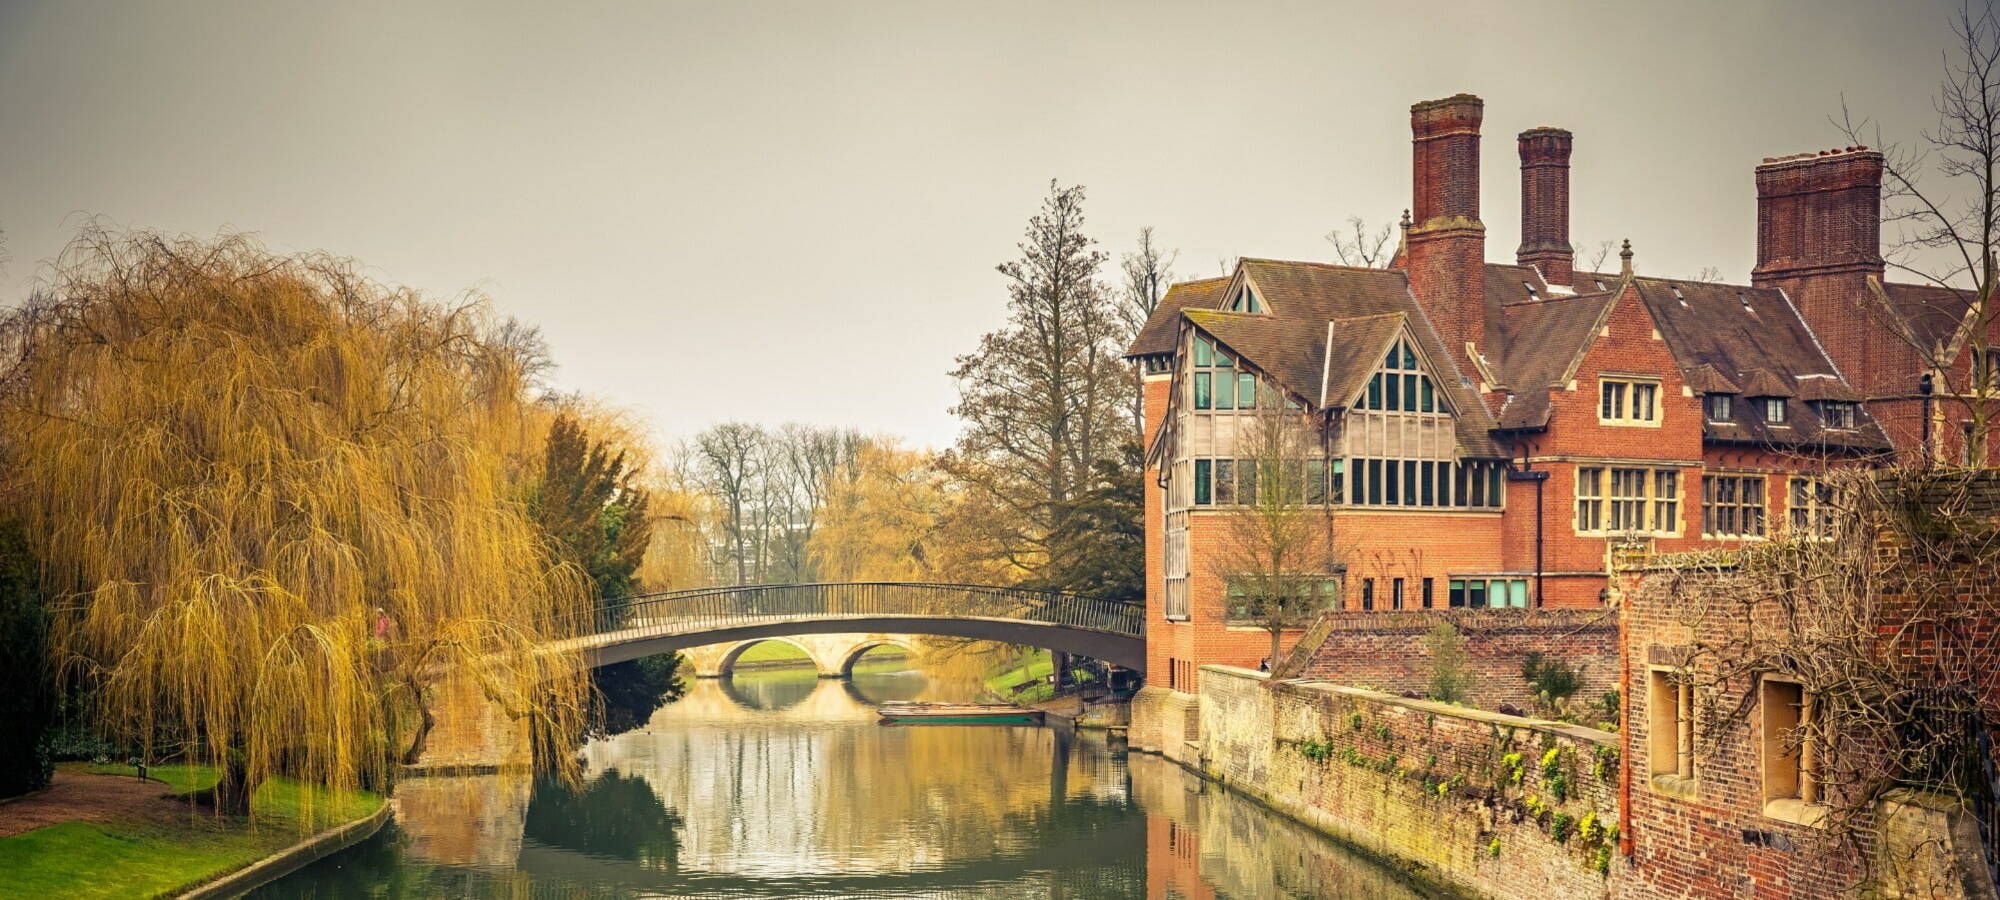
[0,0,1961,449]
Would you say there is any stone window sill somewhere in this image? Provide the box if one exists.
[1762,798,1829,828]
[1650,773,1698,800]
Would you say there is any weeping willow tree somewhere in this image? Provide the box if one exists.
[0,228,593,820]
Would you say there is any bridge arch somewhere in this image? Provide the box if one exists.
[576,583,1144,673]
[714,637,833,678]
[836,639,915,677]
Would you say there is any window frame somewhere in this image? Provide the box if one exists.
[1577,465,1680,536]
[1704,393,1734,422]
[1701,473,1767,539]
[1599,376,1664,427]
[1647,667,1696,789]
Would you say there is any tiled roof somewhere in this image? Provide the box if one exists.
[1633,278,1890,451]
[1153,259,1505,458]
[1880,281,1973,353]
[1738,368,1796,398]
[1491,289,1617,430]
[1681,363,1742,394]
[1124,277,1228,357]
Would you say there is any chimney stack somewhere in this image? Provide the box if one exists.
[1517,127,1574,286]
[1751,148,1884,281]
[1750,147,1886,395]
[1403,94,1491,382]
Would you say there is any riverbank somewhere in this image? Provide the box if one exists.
[1132,666,1623,900]
[0,763,385,900]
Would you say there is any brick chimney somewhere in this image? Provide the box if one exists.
[1751,148,1886,392]
[1403,94,1491,382]
[1516,127,1574,286]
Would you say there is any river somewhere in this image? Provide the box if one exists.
[254,663,1445,898]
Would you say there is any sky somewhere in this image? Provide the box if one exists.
[0,0,1963,449]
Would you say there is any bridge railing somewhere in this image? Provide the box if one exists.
[591,582,1143,638]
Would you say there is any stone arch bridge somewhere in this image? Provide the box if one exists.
[420,583,1143,770]
[679,633,917,679]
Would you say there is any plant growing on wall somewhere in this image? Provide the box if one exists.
[1426,622,1471,704]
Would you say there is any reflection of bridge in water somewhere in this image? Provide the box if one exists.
[571,583,1147,672]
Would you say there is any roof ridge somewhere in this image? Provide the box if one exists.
[1504,296,1624,312]
[1239,257,1405,275]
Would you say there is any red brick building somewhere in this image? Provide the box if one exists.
[1126,93,1993,691]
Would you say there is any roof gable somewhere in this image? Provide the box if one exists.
[1125,276,1229,357]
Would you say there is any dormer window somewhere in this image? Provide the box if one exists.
[1229,285,1263,313]
[1814,401,1855,429]
[1763,397,1788,424]
[1705,394,1733,422]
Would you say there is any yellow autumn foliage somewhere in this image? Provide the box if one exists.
[0,228,593,822]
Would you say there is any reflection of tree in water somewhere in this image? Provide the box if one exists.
[719,670,818,710]
[524,769,684,870]
[842,669,927,705]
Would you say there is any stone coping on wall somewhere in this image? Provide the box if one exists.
[176,798,396,899]
[1304,606,1617,635]
[1205,664,1619,746]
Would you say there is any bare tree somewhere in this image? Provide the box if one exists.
[1691,266,1724,283]
[1117,227,1176,433]
[694,422,766,585]
[1839,2,2000,463]
[1327,216,1394,267]
[1210,405,1341,665]
[1573,239,1618,275]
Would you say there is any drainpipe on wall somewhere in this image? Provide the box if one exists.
[1505,457,1550,606]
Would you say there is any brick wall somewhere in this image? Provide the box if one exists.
[1197,665,1624,900]
[1615,472,2000,900]
[1288,607,1619,715]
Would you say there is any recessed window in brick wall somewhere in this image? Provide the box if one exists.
[1578,466,1680,535]
[1648,668,1696,785]
[1224,576,1341,623]
[1599,376,1661,425]
[1447,576,1528,608]
[1760,678,1820,809]
[1702,474,1767,538]
[1787,476,1838,540]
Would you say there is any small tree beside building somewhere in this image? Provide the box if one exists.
[1210,405,1341,666]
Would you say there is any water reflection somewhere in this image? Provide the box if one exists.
[256,668,1443,898]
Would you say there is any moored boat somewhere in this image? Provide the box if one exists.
[876,701,1043,725]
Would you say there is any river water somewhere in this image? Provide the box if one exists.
[255,665,1443,898]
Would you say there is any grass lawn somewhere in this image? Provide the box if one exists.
[984,649,1055,703]
[733,640,812,664]
[0,763,383,900]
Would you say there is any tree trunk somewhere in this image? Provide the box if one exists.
[191,742,254,816]
[1269,628,1282,672]
[401,680,435,766]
